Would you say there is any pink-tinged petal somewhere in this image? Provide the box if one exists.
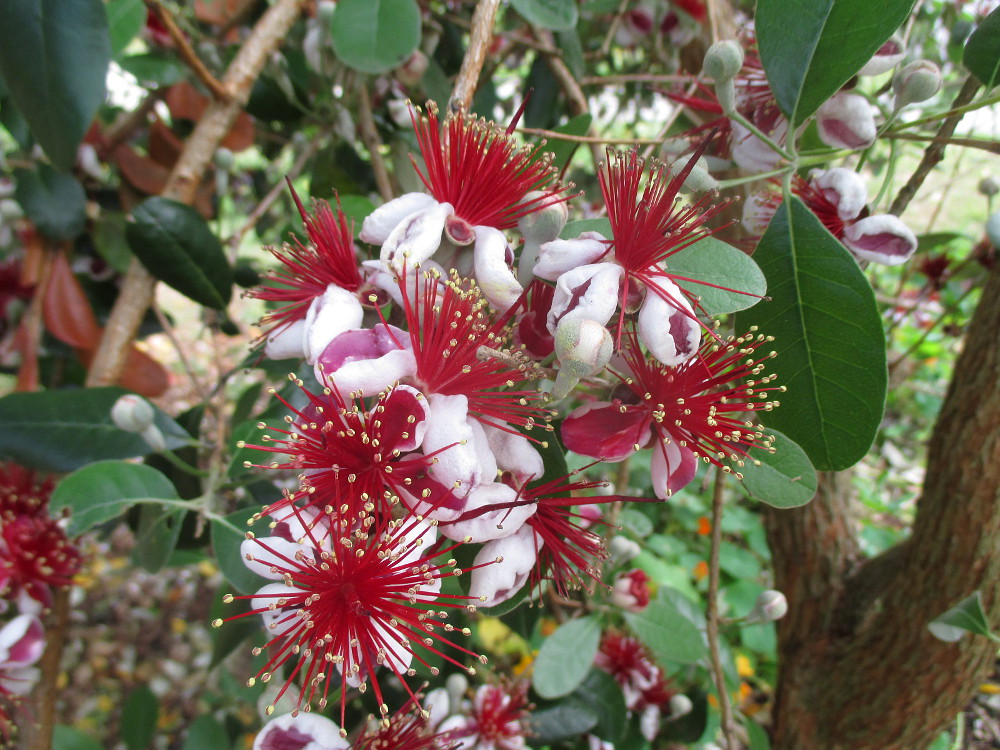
[254,712,349,750]
[731,117,787,172]
[469,524,539,607]
[742,187,779,236]
[377,384,429,452]
[638,282,701,366]
[0,615,44,668]
[315,324,417,396]
[359,192,438,245]
[303,285,364,364]
[422,394,491,504]
[858,35,905,77]
[810,167,868,221]
[816,93,876,150]
[547,262,624,335]
[473,225,523,312]
[263,319,307,361]
[650,438,698,499]
[380,201,453,273]
[0,666,39,696]
[534,232,610,281]
[562,401,652,461]
[441,482,535,543]
[842,214,918,265]
[484,425,544,485]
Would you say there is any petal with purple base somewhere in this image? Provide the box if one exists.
[315,324,417,396]
[474,225,523,312]
[561,401,652,462]
[842,214,918,265]
[650,438,698,499]
[638,281,701,366]
[816,93,876,150]
[547,263,623,335]
[359,192,438,245]
[534,232,610,281]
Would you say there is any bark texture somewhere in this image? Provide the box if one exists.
[767,264,1000,749]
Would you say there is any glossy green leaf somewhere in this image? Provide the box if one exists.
[756,0,917,126]
[670,236,767,315]
[13,166,86,240]
[182,715,230,750]
[211,506,268,595]
[735,198,887,471]
[739,428,818,508]
[532,615,601,698]
[106,0,145,58]
[133,504,186,573]
[963,7,1000,89]
[51,460,181,535]
[122,685,158,750]
[929,591,994,642]
[511,0,579,31]
[126,197,233,310]
[528,696,598,744]
[330,0,421,74]
[0,387,189,473]
[52,726,104,750]
[0,0,110,171]
[625,592,706,665]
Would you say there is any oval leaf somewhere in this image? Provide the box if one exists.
[0,0,110,171]
[739,428,818,508]
[756,0,917,126]
[50,460,180,535]
[13,166,87,240]
[511,0,579,31]
[929,591,994,642]
[532,615,601,698]
[624,593,707,666]
[964,7,1000,89]
[126,197,233,309]
[107,0,146,58]
[670,236,767,315]
[0,387,190,473]
[122,685,159,750]
[735,197,887,471]
[330,0,421,75]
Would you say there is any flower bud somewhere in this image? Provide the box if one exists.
[858,34,905,76]
[745,589,788,623]
[671,155,719,193]
[610,569,653,613]
[669,694,694,719]
[978,176,999,198]
[111,394,155,434]
[214,147,235,172]
[702,40,744,83]
[816,92,876,150]
[892,60,942,109]
[316,0,336,24]
[517,192,569,245]
[987,212,1000,249]
[609,535,641,563]
[550,318,613,401]
[394,50,428,88]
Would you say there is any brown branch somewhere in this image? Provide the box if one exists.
[598,0,631,58]
[516,127,661,145]
[356,83,395,202]
[451,0,502,109]
[882,131,1000,154]
[26,587,70,750]
[86,0,308,388]
[888,75,981,217]
[706,467,737,749]
[579,73,696,86]
[144,0,230,102]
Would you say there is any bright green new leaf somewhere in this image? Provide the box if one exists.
[756,0,917,126]
[739,428,818,508]
[330,0,421,74]
[735,198,887,471]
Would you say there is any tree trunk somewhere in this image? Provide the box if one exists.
[767,263,1000,750]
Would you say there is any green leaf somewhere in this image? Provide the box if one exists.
[660,688,709,743]
[619,508,653,538]
[929,591,994,642]
[132,505,186,573]
[53,726,105,750]
[532,615,601,698]
[527,697,598,744]
[14,166,86,240]
[545,113,592,172]
[670,236,767,315]
[182,716,230,750]
[561,217,612,239]
[963,7,1000,89]
[50,461,181,535]
[0,387,190,473]
[511,0,579,31]
[756,0,917,126]
[118,52,184,85]
[0,0,110,170]
[735,198,887,471]
[122,685,158,750]
[93,212,134,274]
[330,0,421,74]
[624,591,706,665]
[574,669,627,743]
[126,197,233,310]
[211,506,268,595]
[739,428,818,508]
[106,0,145,58]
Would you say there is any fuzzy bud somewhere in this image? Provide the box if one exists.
[111,394,155,434]
[518,192,569,245]
[892,60,942,109]
[702,40,744,83]
[745,589,788,623]
[609,535,641,563]
[669,694,694,719]
[550,319,613,401]
[978,176,999,197]
[671,155,719,193]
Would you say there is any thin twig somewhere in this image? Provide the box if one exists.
[151,300,210,401]
[579,74,695,86]
[144,0,230,102]
[889,75,981,217]
[882,131,1000,154]
[706,466,737,750]
[356,83,395,202]
[516,127,662,145]
[599,0,631,58]
[451,0,502,109]
[443,12,552,53]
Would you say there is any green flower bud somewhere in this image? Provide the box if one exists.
[670,155,719,193]
[892,60,943,109]
[550,319,613,401]
[978,176,999,197]
[745,589,788,623]
[517,191,569,244]
[702,40,744,83]
[111,394,155,434]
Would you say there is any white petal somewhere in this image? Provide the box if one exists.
[816,93,877,150]
[858,35,906,76]
[474,226,523,312]
[484,425,544,484]
[263,319,307,361]
[440,482,535,543]
[254,712,349,750]
[534,232,610,281]
[0,666,39,696]
[251,583,302,637]
[842,214,918,265]
[240,537,310,579]
[547,263,624,335]
[380,201,453,273]
[638,282,701,366]
[469,524,540,607]
[359,192,438,245]
[731,117,787,172]
[742,188,778,236]
[810,167,868,221]
[422,394,486,503]
[0,615,43,668]
[303,285,364,364]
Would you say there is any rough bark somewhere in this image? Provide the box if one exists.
[767,264,1000,749]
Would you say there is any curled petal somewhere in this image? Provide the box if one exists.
[810,167,868,221]
[484,424,544,485]
[731,116,788,172]
[441,482,536,543]
[473,226,523,312]
[422,394,495,506]
[842,214,918,265]
[254,712,349,750]
[251,583,303,637]
[858,35,905,77]
[561,401,652,462]
[315,324,417,396]
[263,319,307,361]
[816,93,876,150]
[303,285,364,364]
[0,615,44,668]
[241,537,312,580]
[650,438,698,499]
[359,192,438,245]
[469,524,540,607]
[534,232,610,281]
[547,263,624,335]
[380,201,453,273]
[638,282,701,366]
